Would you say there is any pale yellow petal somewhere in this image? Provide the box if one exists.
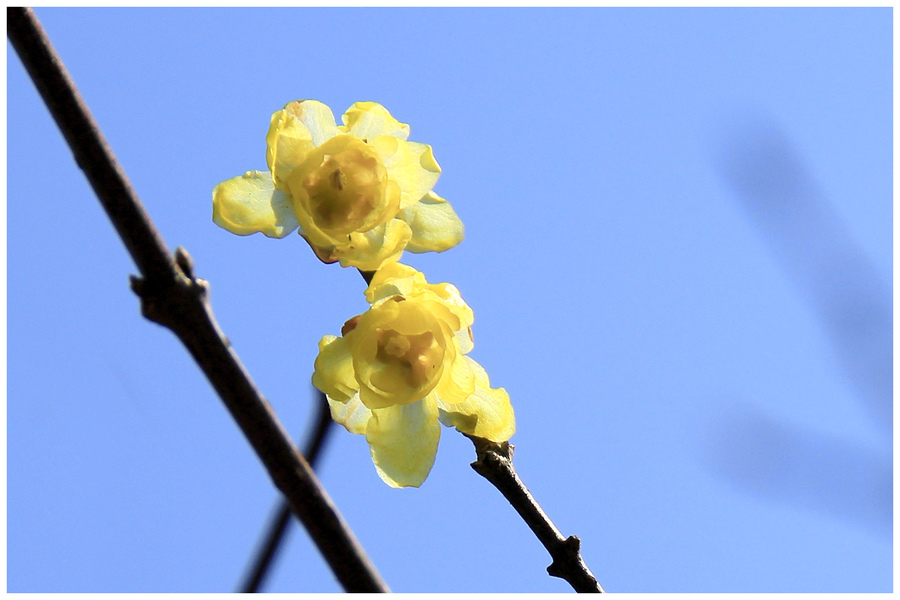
[364,262,426,304]
[454,326,475,355]
[341,102,410,141]
[284,100,341,146]
[328,391,371,435]
[398,191,465,253]
[366,396,441,487]
[312,334,359,403]
[423,282,474,332]
[335,219,412,271]
[434,337,475,404]
[212,170,300,238]
[437,356,515,442]
[368,137,441,209]
[265,110,315,186]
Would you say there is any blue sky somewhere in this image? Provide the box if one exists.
[7,7,892,593]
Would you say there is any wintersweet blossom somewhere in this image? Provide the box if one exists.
[212,100,464,271]
[313,263,515,488]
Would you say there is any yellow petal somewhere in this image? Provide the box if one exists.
[312,334,359,403]
[434,332,476,404]
[327,392,371,435]
[437,356,515,442]
[265,110,315,186]
[454,326,475,355]
[398,191,465,253]
[335,219,412,271]
[366,396,441,487]
[284,100,341,146]
[422,282,474,332]
[212,170,300,238]
[364,262,426,304]
[341,102,410,141]
[368,137,441,209]
[265,101,341,185]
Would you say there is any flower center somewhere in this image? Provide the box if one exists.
[376,328,443,388]
[302,144,382,234]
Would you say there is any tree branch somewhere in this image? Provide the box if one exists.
[467,436,604,593]
[7,7,387,593]
[239,390,334,593]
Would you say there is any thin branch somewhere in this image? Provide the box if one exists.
[467,436,604,593]
[7,7,387,593]
[363,266,602,591]
[239,390,334,593]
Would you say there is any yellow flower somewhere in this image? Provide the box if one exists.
[212,100,465,271]
[313,263,515,487]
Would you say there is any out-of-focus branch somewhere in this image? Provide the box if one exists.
[7,7,387,593]
[468,436,604,593]
[239,391,334,593]
[240,272,372,592]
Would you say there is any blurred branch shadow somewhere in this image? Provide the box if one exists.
[705,114,892,534]
[705,402,891,533]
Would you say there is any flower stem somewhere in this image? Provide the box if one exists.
[467,435,604,593]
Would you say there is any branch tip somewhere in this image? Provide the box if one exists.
[174,245,195,280]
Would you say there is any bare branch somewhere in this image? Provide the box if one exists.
[468,436,604,593]
[239,391,334,593]
[7,7,387,593]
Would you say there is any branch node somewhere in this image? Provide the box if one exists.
[546,535,582,578]
[467,434,514,467]
[129,247,208,330]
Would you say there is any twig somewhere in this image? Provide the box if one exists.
[467,436,604,593]
[363,266,603,591]
[239,390,333,593]
[7,7,388,593]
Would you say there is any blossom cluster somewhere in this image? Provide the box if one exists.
[214,101,514,487]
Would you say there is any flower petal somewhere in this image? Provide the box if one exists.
[454,326,474,355]
[437,356,515,442]
[265,101,341,185]
[369,137,441,209]
[212,170,300,238]
[366,396,441,487]
[434,335,476,404]
[335,218,412,271]
[364,262,426,304]
[265,111,315,186]
[398,191,465,253]
[422,282,474,333]
[284,100,341,146]
[312,334,358,403]
[341,102,410,141]
[328,391,371,435]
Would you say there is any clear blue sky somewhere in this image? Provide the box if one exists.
[7,7,892,593]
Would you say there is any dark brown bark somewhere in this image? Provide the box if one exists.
[468,436,604,593]
[8,7,387,593]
